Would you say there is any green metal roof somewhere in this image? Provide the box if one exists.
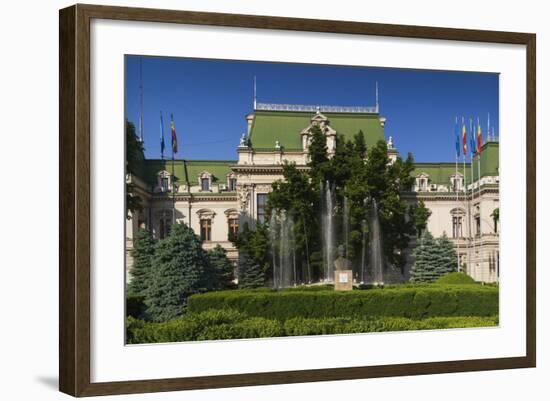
[413,142,499,185]
[140,159,236,188]
[249,110,385,150]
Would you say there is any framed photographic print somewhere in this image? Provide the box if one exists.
[59,4,536,397]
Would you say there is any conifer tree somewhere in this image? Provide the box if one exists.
[410,231,458,282]
[238,252,265,288]
[409,231,439,282]
[128,228,155,297]
[145,223,209,321]
[207,244,235,290]
[434,232,458,277]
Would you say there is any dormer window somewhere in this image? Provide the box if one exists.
[198,171,213,192]
[201,177,209,191]
[416,174,429,192]
[227,173,237,191]
[450,173,464,192]
[157,170,172,193]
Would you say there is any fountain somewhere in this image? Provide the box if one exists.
[343,196,350,258]
[369,199,384,284]
[321,181,336,282]
[360,219,367,283]
[270,209,297,289]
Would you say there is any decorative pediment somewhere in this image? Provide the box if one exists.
[300,111,337,138]
[224,208,239,219]
[196,208,216,220]
[301,111,337,152]
[450,207,466,216]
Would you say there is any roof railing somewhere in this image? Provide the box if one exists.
[255,102,379,114]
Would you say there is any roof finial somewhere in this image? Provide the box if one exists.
[253,76,257,110]
[375,81,379,113]
[139,56,144,143]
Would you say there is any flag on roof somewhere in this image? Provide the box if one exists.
[170,114,178,154]
[477,120,482,155]
[462,119,467,156]
[469,119,476,155]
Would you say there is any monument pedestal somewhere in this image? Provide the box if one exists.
[334,270,353,291]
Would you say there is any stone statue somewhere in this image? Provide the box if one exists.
[334,245,352,271]
[387,136,394,149]
[239,133,247,147]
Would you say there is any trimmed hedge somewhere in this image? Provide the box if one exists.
[127,309,283,343]
[435,272,477,285]
[126,309,498,344]
[187,285,498,320]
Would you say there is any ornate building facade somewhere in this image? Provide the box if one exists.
[126,102,499,283]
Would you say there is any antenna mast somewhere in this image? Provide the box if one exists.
[253,76,257,110]
[139,57,144,143]
[375,81,379,113]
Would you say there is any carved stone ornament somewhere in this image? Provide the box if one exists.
[238,185,251,212]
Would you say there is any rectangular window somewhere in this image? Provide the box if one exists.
[161,177,169,192]
[452,216,462,238]
[228,178,237,191]
[200,219,212,241]
[228,218,238,240]
[201,178,210,191]
[475,216,481,236]
[257,194,267,224]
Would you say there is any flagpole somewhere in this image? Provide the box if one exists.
[139,57,144,143]
[477,117,483,281]
[170,113,176,226]
[455,116,460,272]
[468,118,474,277]
[160,111,165,160]
[455,151,459,272]
[477,147,482,281]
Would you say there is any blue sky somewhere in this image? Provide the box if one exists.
[125,56,499,162]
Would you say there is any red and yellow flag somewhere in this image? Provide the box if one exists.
[477,121,482,154]
[462,122,467,156]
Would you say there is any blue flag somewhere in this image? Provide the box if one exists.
[469,119,476,155]
[160,112,165,157]
[454,118,460,158]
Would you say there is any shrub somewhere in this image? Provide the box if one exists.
[127,313,498,344]
[188,285,498,320]
[126,293,146,319]
[436,272,477,285]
